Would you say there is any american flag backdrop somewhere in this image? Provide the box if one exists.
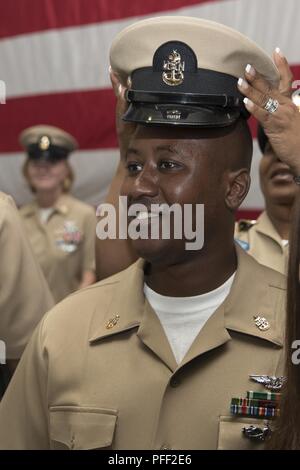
[0,0,299,219]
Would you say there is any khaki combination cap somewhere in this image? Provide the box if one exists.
[20,125,78,162]
[110,16,279,127]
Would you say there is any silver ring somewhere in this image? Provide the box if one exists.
[264,97,279,113]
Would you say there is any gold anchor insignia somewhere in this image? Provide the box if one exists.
[39,135,50,150]
[106,315,120,330]
[253,315,270,331]
[162,50,185,86]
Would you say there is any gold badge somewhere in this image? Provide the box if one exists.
[106,315,120,330]
[39,135,50,150]
[162,50,185,86]
[253,315,270,331]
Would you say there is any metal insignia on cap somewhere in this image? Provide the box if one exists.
[39,135,50,150]
[253,315,270,331]
[162,50,185,86]
[250,374,286,391]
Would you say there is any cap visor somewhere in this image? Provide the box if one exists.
[123,103,240,127]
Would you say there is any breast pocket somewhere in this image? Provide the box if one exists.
[217,415,270,450]
[49,406,118,450]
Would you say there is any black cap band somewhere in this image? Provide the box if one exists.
[27,144,70,162]
[126,89,241,107]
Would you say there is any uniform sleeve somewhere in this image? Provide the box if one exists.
[0,194,54,359]
[0,318,50,449]
[82,207,96,273]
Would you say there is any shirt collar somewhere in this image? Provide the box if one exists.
[255,211,283,248]
[89,245,286,370]
[21,194,71,217]
[224,244,286,347]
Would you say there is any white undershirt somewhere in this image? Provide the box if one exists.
[144,273,235,364]
[39,207,54,224]
[281,239,289,247]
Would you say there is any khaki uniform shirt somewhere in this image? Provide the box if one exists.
[234,211,288,275]
[20,194,96,303]
[0,192,54,360]
[0,245,286,450]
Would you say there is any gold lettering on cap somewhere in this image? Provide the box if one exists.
[162,50,185,86]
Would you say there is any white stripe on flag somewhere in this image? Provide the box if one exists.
[1,0,299,98]
[0,142,263,210]
[0,149,119,207]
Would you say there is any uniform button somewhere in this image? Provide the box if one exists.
[170,376,181,388]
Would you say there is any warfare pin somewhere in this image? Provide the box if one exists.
[250,375,286,391]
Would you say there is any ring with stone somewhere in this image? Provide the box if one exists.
[264,97,279,113]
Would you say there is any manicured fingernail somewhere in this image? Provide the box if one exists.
[245,64,255,76]
[118,84,122,96]
[275,47,284,58]
[243,97,254,109]
[237,77,249,90]
[109,65,112,73]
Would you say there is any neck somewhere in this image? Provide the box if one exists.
[36,188,63,208]
[265,202,293,239]
[145,242,237,297]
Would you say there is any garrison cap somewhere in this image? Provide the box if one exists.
[110,16,279,127]
[20,125,78,163]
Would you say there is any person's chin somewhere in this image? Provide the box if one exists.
[131,238,173,263]
[267,182,297,204]
[35,182,57,192]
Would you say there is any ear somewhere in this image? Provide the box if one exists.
[224,169,251,211]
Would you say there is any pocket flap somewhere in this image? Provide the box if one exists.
[49,406,118,450]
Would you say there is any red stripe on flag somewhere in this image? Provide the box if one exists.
[236,209,262,221]
[0,0,220,39]
[0,89,258,152]
[1,65,300,153]
[0,89,118,152]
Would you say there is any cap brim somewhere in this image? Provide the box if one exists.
[123,103,240,127]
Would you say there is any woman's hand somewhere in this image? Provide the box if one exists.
[237,48,300,176]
